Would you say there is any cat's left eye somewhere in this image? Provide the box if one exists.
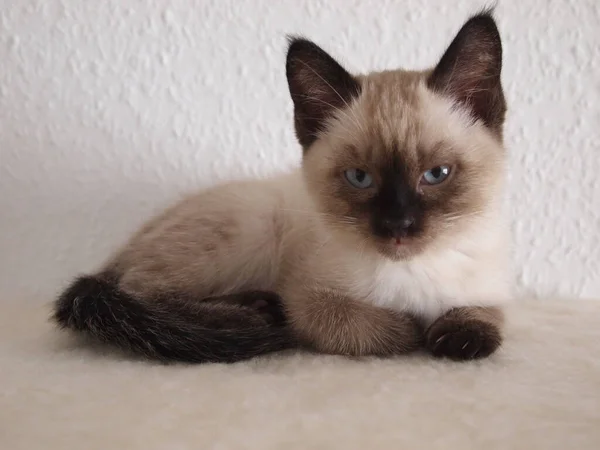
[344,169,373,189]
[421,165,451,186]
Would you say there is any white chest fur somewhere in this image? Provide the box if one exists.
[280,172,511,323]
[344,227,512,324]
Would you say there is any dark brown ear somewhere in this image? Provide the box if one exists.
[286,37,361,149]
[427,11,506,138]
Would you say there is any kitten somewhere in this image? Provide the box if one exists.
[54,11,511,363]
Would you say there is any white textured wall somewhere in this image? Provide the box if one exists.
[1,0,599,302]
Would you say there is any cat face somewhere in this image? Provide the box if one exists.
[286,12,507,260]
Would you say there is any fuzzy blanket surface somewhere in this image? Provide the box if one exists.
[1,299,599,450]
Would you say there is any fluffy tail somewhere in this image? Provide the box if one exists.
[53,275,293,363]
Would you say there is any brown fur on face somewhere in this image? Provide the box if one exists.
[291,14,507,261]
[301,70,506,260]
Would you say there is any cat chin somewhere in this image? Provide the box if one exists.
[372,237,427,262]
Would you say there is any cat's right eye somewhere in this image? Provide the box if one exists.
[421,165,451,186]
[344,169,373,189]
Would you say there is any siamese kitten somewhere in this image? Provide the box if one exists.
[54,11,511,363]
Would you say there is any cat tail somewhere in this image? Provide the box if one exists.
[52,274,294,363]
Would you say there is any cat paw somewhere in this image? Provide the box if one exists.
[240,291,287,326]
[426,310,502,361]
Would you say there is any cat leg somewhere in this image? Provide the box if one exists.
[425,306,504,360]
[286,288,423,356]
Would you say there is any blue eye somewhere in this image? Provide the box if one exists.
[344,169,373,189]
[421,165,451,185]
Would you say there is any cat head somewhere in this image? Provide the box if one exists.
[286,11,507,260]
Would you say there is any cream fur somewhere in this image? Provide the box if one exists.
[99,60,511,353]
[3,298,599,449]
[109,160,509,326]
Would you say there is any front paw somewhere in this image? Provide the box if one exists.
[426,308,502,361]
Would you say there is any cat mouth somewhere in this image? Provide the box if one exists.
[391,235,414,247]
[383,236,421,259]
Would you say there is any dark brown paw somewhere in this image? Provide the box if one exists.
[426,310,502,361]
[239,291,287,326]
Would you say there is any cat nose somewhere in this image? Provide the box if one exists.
[382,216,415,237]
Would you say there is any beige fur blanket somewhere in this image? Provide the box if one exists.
[1,299,599,449]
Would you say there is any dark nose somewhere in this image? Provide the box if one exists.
[382,216,415,238]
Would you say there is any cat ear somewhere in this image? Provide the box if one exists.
[427,11,506,137]
[286,37,362,149]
